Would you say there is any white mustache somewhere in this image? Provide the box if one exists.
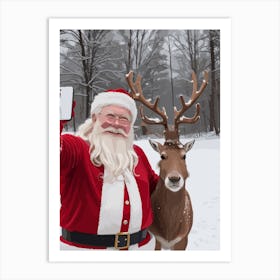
[102,127,128,137]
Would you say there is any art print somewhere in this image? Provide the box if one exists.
[49,18,231,262]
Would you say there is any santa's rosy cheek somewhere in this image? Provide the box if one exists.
[116,124,131,134]
[101,121,111,129]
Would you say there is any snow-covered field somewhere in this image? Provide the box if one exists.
[136,133,220,250]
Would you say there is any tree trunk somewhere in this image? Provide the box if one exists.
[209,31,220,136]
[168,37,175,111]
[78,30,90,118]
[127,30,132,73]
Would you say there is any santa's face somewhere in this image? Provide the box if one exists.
[95,105,132,136]
[89,105,137,179]
[89,105,138,181]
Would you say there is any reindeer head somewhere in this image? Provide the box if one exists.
[149,139,195,192]
[125,70,208,192]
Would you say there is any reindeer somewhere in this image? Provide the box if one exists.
[126,70,208,250]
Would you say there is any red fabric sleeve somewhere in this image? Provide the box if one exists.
[133,145,159,195]
[60,134,88,172]
[60,100,83,171]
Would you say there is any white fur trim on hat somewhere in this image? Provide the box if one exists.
[90,91,137,124]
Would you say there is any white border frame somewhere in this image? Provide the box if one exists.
[1,1,279,279]
[49,18,231,262]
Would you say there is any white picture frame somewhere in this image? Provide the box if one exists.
[0,1,279,279]
[49,17,231,263]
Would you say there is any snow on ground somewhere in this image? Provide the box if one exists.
[135,133,220,250]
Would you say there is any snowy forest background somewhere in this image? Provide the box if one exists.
[59,29,221,250]
[60,29,220,138]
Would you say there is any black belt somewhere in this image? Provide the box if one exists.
[62,228,148,249]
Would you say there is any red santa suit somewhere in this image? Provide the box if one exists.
[60,131,159,250]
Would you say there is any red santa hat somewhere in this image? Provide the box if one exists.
[90,88,137,124]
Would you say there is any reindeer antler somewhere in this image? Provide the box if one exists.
[126,70,208,145]
[174,71,208,133]
[126,71,169,132]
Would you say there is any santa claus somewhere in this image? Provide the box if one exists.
[60,88,159,250]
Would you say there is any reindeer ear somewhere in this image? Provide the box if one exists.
[184,139,195,153]
[149,139,162,153]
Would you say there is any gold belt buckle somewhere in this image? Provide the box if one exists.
[114,232,130,249]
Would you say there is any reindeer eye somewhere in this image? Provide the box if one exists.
[182,154,186,160]
[161,154,167,160]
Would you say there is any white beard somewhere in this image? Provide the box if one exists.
[88,119,138,182]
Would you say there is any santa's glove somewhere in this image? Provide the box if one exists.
[60,100,76,134]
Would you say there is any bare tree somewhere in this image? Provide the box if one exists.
[170,30,209,134]
[60,29,219,136]
[172,30,209,75]
[208,30,220,135]
[171,30,220,135]
[121,30,167,78]
[167,35,175,110]
[60,30,120,118]
[118,30,168,134]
